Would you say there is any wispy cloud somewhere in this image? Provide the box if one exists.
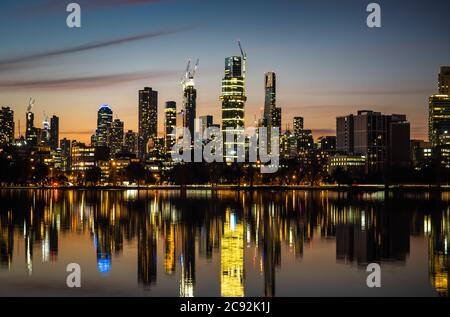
[0,70,178,90]
[0,26,195,71]
[31,0,165,13]
[298,88,434,96]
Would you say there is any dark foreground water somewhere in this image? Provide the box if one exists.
[0,189,448,297]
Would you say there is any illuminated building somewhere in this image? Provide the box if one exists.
[49,115,59,150]
[271,107,281,134]
[280,130,297,159]
[60,138,71,172]
[124,130,138,155]
[164,101,177,153]
[96,105,113,147]
[328,154,366,174]
[138,87,158,160]
[26,110,37,146]
[0,107,14,146]
[71,141,95,172]
[293,117,304,136]
[110,119,124,157]
[336,114,354,154]
[221,56,246,161]
[183,77,197,142]
[264,72,276,128]
[410,140,432,166]
[221,210,244,297]
[297,129,314,152]
[439,66,450,94]
[337,110,410,172]
[429,95,450,147]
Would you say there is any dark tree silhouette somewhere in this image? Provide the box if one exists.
[84,166,102,186]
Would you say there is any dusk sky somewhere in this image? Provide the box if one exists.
[1,0,449,143]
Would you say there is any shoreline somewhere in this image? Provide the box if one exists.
[0,184,449,191]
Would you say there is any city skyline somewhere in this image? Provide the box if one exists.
[1,0,450,143]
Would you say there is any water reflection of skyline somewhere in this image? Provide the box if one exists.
[0,189,448,297]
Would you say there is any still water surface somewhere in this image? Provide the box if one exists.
[0,189,448,297]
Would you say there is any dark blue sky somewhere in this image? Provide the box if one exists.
[1,0,449,141]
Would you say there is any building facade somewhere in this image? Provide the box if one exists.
[221,56,246,161]
[0,107,14,146]
[139,87,158,160]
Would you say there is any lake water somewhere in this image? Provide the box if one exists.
[0,189,448,297]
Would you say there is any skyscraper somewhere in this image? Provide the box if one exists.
[26,111,37,146]
[221,56,246,161]
[138,87,158,160]
[439,66,450,95]
[124,130,138,155]
[110,119,124,157]
[339,110,410,172]
[50,115,59,150]
[0,107,14,146]
[183,75,197,141]
[293,117,304,136]
[336,114,354,154]
[60,138,71,172]
[164,101,177,152]
[264,72,276,128]
[271,107,281,133]
[429,95,450,147]
[96,105,113,147]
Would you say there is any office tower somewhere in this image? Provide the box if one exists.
[138,87,158,160]
[96,105,113,147]
[340,110,410,172]
[182,70,197,141]
[280,130,297,159]
[26,111,37,146]
[71,141,95,172]
[318,136,337,153]
[271,107,281,132]
[293,117,304,136]
[297,129,314,152]
[110,119,124,157]
[42,113,51,146]
[388,117,411,167]
[429,95,450,147]
[221,56,246,161]
[124,130,138,155]
[410,140,432,165]
[439,66,450,94]
[336,114,354,154]
[164,101,177,152]
[264,72,276,127]
[49,115,59,150]
[60,138,71,172]
[199,115,213,135]
[0,107,14,146]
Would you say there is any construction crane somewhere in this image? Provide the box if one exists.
[237,40,247,79]
[181,58,199,90]
[27,98,35,113]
